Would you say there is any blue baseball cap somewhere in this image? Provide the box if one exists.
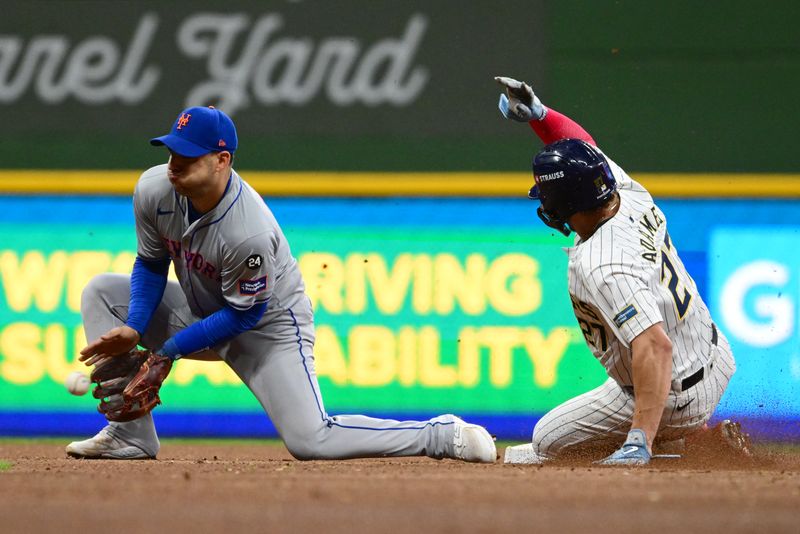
[150,106,238,157]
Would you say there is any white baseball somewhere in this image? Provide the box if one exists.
[65,371,91,396]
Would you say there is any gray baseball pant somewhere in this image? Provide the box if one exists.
[81,273,457,459]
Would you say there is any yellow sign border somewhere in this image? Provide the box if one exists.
[0,171,798,197]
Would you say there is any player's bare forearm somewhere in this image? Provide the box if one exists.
[630,323,673,450]
[529,107,596,146]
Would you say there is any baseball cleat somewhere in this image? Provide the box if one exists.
[66,427,154,460]
[451,418,497,463]
[714,419,753,457]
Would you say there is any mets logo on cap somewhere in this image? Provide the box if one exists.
[177,113,191,130]
[150,106,238,158]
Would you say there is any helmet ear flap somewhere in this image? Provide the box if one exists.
[536,206,572,236]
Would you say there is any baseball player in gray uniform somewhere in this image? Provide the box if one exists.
[66,106,496,463]
[495,76,743,465]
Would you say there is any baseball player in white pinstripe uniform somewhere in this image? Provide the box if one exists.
[495,76,742,465]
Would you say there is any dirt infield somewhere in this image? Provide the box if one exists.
[2,440,799,534]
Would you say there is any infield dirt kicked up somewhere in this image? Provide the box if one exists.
[1,440,799,534]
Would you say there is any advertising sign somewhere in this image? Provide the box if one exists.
[0,196,612,438]
[0,222,605,410]
[4,197,800,439]
[710,227,800,420]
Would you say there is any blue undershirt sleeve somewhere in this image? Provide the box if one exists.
[125,256,170,338]
[160,301,268,360]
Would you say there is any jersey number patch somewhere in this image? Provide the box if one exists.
[246,254,263,269]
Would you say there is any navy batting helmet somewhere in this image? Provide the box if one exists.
[529,138,617,236]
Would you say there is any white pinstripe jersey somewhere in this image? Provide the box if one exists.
[565,150,716,387]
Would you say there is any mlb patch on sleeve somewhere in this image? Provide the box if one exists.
[613,304,638,327]
[239,276,267,295]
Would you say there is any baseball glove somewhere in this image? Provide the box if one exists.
[91,349,148,398]
[90,349,172,423]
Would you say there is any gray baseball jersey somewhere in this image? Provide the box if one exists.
[528,150,736,460]
[78,165,466,460]
[134,164,305,320]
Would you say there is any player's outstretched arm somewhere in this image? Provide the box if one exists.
[494,76,596,146]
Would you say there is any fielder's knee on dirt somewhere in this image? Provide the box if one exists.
[283,441,318,461]
[280,423,332,461]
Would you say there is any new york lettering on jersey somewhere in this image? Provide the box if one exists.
[134,167,278,315]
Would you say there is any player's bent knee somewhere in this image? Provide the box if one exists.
[282,437,325,461]
[284,444,316,461]
[280,426,329,461]
[531,419,564,460]
[531,436,554,460]
[533,429,594,460]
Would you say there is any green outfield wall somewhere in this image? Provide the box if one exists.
[0,1,797,172]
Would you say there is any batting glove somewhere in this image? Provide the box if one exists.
[495,76,547,122]
[596,429,652,466]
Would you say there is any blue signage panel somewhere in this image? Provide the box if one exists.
[709,227,800,420]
